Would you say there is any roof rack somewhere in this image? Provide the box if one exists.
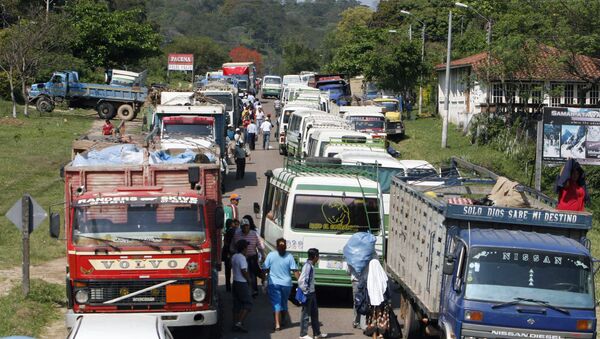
[281,157,378,181]
[328,137,385,148]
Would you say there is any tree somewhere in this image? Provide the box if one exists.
[229,46,263,73]
[0,12,66,117]
[66,0,161,69]
[282,41,320,74]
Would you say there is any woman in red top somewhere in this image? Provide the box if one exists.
[555,159,588,211]
[102,119,114,136]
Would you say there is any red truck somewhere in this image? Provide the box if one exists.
[50,149,224,336]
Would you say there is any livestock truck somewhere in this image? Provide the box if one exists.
[28,70,148,120]
[385,158,596,339]
[50,146,224,336]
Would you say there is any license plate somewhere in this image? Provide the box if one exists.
[319,260,344,270]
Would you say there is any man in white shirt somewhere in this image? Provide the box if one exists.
[246,121,258,150]
[232,239,252,333]
[260,116,273,150]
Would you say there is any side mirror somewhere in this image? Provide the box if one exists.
[253,202,260,214]
[215,206,224,229]
[443,254,455,275]
[49,213,60,239]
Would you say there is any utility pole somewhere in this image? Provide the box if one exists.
[409,24,412,41]
[418,24,425,120]
[442,11,452,148]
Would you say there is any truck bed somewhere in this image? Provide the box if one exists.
[385,160,592,319]
[81,83,147,103]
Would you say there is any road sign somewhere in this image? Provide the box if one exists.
[6,195,47,233]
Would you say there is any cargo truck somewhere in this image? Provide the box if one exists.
[28,70,148,120]
[385,158,596,339]
[50,145,224,336]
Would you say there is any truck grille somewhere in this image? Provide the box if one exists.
[87,280,175,305]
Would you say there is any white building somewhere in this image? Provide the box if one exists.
[436,45,600,128]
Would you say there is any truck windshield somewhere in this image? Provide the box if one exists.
[291,195,380,234]
[351,119,385,131]
[238,81,248,90]
[163,123,213,138]
[379,102,399,112]
[465,247,594,309]
[71,203,206,247]
[265,77,281,85]
[205,94,233,111]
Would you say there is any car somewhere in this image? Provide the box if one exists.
[67,314,174,339]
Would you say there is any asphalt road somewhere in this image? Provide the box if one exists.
[173,99,399,339]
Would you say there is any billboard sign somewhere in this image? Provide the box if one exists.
[167,53,194,71]
[542,107,600,165]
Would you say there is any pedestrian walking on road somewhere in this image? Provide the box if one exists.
[222,219,239,292]
[263,238,300,331]
[260,116,273,150]
[234,141,247,180]
[364,259,392,339]
[299,248,327,339]
[232,239,253,333]
[256,107,265,127]
[247,121,258,150]
[224,194,241,221]
[231,218,265,296]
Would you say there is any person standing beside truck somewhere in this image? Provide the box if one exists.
[234,141,247,180]
[299,248,328,339]
[222,219,237,292]
[232,218,265,297]
[232,239,253,333]
[364,259,391,339]
[555,158,589,211]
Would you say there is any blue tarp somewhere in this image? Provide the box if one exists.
[72,144,199,166]
[343,232,377,275]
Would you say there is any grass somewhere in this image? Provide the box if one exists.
[0,100,94,267]
[0,279,66,337]
[394,116,600,297]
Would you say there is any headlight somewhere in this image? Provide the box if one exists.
[75,289,90,304]
[192,288,206,302]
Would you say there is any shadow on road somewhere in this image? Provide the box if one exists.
[224,171,258,191]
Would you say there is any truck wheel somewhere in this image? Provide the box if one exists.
[97,102,116,119]
[204,292,223,338]
[400,293,422,339]
[116,104,135,121]
[35,97,54,113]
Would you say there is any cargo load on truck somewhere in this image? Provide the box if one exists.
[385,157,595,339]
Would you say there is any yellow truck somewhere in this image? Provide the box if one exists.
[373,98,404,139]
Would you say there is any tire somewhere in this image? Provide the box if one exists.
[116,104,135,121]
[203,292,223,338]
[97,102,116,119]
[35,97,54,113]
[400,293,422,339]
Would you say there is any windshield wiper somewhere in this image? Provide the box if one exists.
[116,236,163,251]
[492,297,570,315]
[153,237,200,250]
[76,234,121,252]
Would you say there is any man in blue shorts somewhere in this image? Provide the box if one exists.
[263,238,299,331]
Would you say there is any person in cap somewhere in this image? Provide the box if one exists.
[232,239,253,333]
[224,194,241,221]
[231,217,265,296]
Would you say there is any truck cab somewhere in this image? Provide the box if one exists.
[342,110,387,141]
[373,98,404,139]
[442,228,595,339]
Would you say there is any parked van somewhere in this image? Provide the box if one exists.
[259,160,384,287]
[343,110,387,140]
[282,84,321,104]
[306,129,373,157]
[285,110,327,156]
[278,103,320,155]
[286,111,342,157]
[262,75,283,99]
[282,74,302,86]
[299,116,349,157]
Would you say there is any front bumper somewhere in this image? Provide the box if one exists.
[461,322,595,339]
[66,308,218,329]
[263,88,281,96]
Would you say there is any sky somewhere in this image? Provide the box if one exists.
[360,0,379,8]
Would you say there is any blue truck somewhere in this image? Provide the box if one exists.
[27,70,148,120]
[386,158,596,339]
[315,74,351,106]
